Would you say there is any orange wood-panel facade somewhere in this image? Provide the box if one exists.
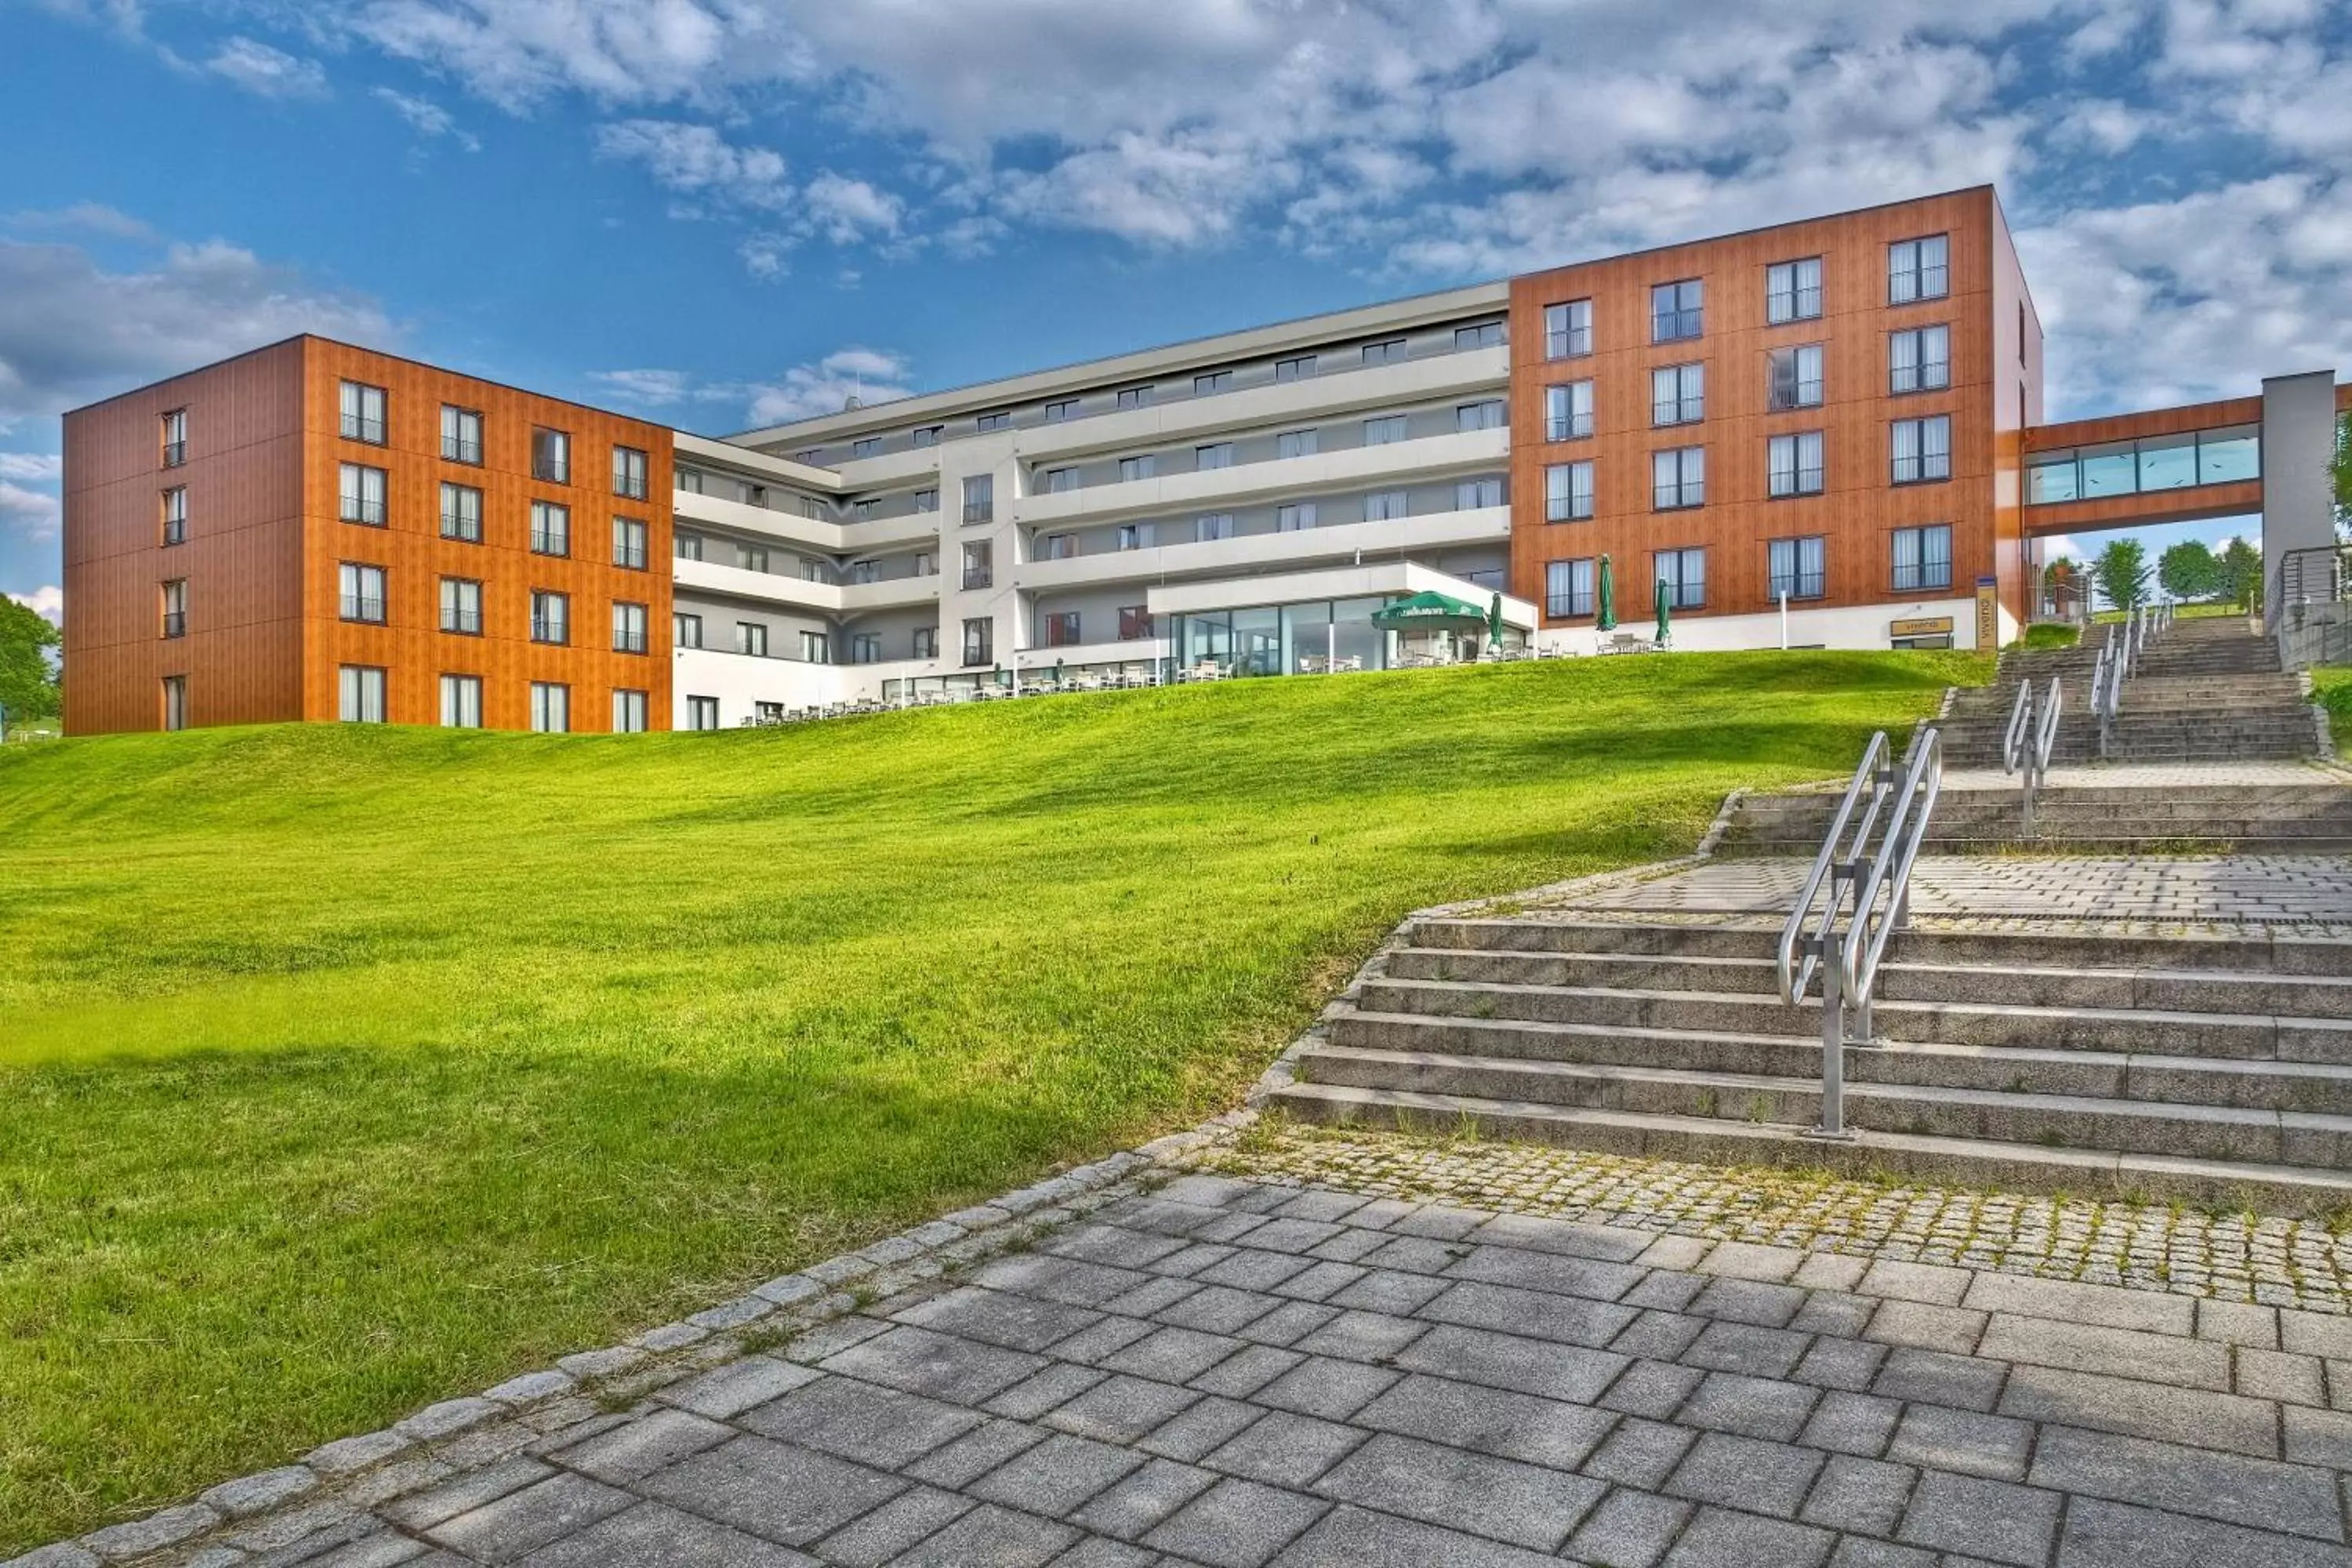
[1507,188,2021,633]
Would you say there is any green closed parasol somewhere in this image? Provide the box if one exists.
[1486,593,1504,653]
[1655,576,1672,645]
[1596,556,1617,632]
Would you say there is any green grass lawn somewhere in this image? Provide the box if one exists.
[0,649,1975,1549]
[2311,666,2352,727]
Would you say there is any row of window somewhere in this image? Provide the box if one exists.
[316,565,655,651]
[1540,327,1948,445]
[302,467,657,566]
[1033,478,1507,561]
[328,667,652,732]
[334,379,652,495]
[1540,234,1951,359]
[1025,401,1504,503]
[1542,416,1953,520]
[672,612,833,662]
[1540,524,1955,618]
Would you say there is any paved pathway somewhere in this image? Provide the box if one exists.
[154,1171,2352,1567]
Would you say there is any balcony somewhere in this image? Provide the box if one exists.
[673,555,941,614]
[673,486,939,553]
[441,609,483,635]
[1015,503,1511,593]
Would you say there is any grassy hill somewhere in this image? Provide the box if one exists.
[0,648,1975,1549]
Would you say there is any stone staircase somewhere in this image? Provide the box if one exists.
[1719,782,2352,855]
[1936,615,2318,768]
[1269,912,2352,1211]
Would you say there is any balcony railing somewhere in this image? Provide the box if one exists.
[531,532,569,557]
[343,499,387,526]
[441,609,482,635]
[1770,573,1828,601]
[1653,308,1703,343]
[341,416,386,445]
[1545,412,1594,441]
[162,441,187,468]
[531,619,568,644]
[615,546,647,570]
[964,502,993,524]
[161,611,186,638]
[533,459,569,484]
[441,437,482,464]
[614,630,648,654]
[339,596,386,623]
[441,514,481,543]
[963,569,993,590]
[162,519,186,546]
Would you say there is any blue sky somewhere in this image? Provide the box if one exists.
[6,0,2351,615]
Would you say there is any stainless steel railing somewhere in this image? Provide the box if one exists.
[2002,674,2061,836]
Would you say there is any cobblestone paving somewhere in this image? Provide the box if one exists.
[1936,760,2351,791]
[84,1170,2352,1568]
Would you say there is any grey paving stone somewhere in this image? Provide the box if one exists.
[1679,1371,1820,1442]
[1872,1349,2007,1413]
[1959,1274,2194,1335]
[638,1435,905,1547]
[1272,1261,1370,1303]
[1864,1301,1987,1357]
[1419,1279,1639,1349]
[1883,1405,2033,1481]
[1695,1243,1808,1284]
[1189,1344,1305,1399]
[1383,1203,1487,1241]
[741,1375,985,1467]
[78,1504,222,1561]
[1323,1269,1449,1317]
[1793,1254,1871,1293]
[1250,1357,1397,1421]
[1600,1359,1705,1419]
[2198,1300,2281,1351]
[1104,1327,1250,1385]
[1794,1337,1890,1393]
[782,1313,891,1363]
[1998,1364,2278,1457]
[1858,1261,1971,1305]
[989,1363,1114,1420]
[1047,1538,1159,1568]
[2285,1404,2352,1468]
[1825,1541,1935,1568]
[1268,1502,1561,1566]
[809,1487,973,1567]
[306,1429,416,1476]
[898,1285,1107,1352]
[425,1473,634,1563]
[2029,1423,2345,1540]
[1305,1228,1394,1265]
[1101,1275,1206,1319]
[1353,1371,1614,1470]
[659,1357,822,1420]
[2237,1347,2325,1406]
[549,1407,733,1483]
[1203,1410,1367,1488]
[1070,1458,1223,1541]
[1566,1487,1693,1568]
[1472,1212,1651,1263]
[971,1431,1146,1517]
[1789,1292,1876,1339]
[1235,1218,1346,1255]
[1621,1271,1710,1312]
[1156,1287,1286,1337]
[2280,1309,2352,1362]
[200,1464,317,1519]
[397,1397,503,1442]
[1290,1310,1427,1364]
[891,1503,1079,1567]
[1689,1278,1808,1328]
[1313,1432,1603,1552]
[1977,1314,2232,1391]
[974,1254,1156,1308]
[1664,1431,1827,1517]
[1143,1476,1330,1567]
[1145,1243,1235,1279]
[903,1418,1051,1489]
[1659,1505,1833,1568]
[2057,1496,2352,1568]
[1446,1244,1646,1303]
[383,1458,555,1532]
[1048,1225,1193,1270]
[1612,1311,1708,1363]
[1044,1374,1203,1443]
[1396,1323,1628,1406]
[303,1534,458,1567]
[1233,1301,1344,1348]
[1893,1471,2061,1567]
[1798,1391,1902,1457]
[514,1501,816,1567]
[1583,1418,1697,1490]
[1272,1190,1375,1224]
[1140,1395,1266,1462]
[1680,1320,1812,1379]
[1800,1455,1916,1537]
[1196,1250,1317,1294]
[820,1324,1047,1405]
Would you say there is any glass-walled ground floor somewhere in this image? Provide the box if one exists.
[1171,596,1525,678]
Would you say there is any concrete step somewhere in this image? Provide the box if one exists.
[1265,1080,2352,1213]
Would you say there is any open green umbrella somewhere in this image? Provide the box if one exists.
[1369,590,1489,630]
[1654,576,1672,646]
[1596,556,1617,632]
[1486,593,1504,655]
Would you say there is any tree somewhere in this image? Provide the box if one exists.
[2335,414,2351,539]
[2092,537,2151,613]
[2158,539,2224,603]
[2220,537,2263,613]
[0,596,62,728]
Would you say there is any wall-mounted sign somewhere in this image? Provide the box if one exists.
[1976,575,1999,651]
[1889,616,1955,638]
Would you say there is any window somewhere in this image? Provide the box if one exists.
[676,466,704,494]
[1652,447,1705,510]
[1118,454,1156,482]
[531,426,570,484]
[1276,503,1317,531]
[1892,524,1955,591]
[613,516,648,569]
[1196,513,1232,543]
[1652,279,1704,343]
[851,437,880,458]
[612,689,647,733]
[1040,532,1075,561]
[1116,387,1152,411]
[674,531,704,562]
[962,474,993,524]
[339,562,387,623]
[1654,547,1707,609]
[850,633,881,663]
[1544,299,1592,359]
[1116,523,1155,550]
[162,486,187,546]
[339,381,387,445]
[1888,234,1950,303]
[852,498,880,519]
[1769,535,1826,601]
[1769,432,1826,498]
[339,665,387,723]
[1768,345,1825,410]
[1042,611,1081,646]
[161,577,187,638]
[440,576,482,634]
[1363,490,1409,522]
[1276,355,1316,382]
[1891,416,1952,485]
[913,487,938,513]
[1651,364,1704,426]
[1364,414,1409,445]
[1362,337,1408,366]
[441,674,484,728]
[848,559,878,585]
[736,621,768,657]
[1196,442,1235,470]
[612,601,648,654]
[339,463,387,525]
[1119,606,1152,641]
[1041,402,1075,425]
[913,626,938,659]
[1457,477,1504,510]
[673,612,703,649]
[530,500,570,556]
[1889,325,1951,394]
[1544,461,1595,522]
[2026,425,2261,504]
[976,410,1011,432]
[162,673,187,731]
[1455,321,1505,349]
[962,617,993,666]
[801,630,830,663]
[1457,400,1505,433]
[963,539,993,590]
[1045,466,1080,494]
[1767,257,1824,324]
[612,445,648,499]
[1545,558,1595,619]
[1545,382,1594,442]
[530,590,568,644]
[161,408,187,467]
[439,482,482,543]
[441,405,483,464]
[914,423,944,446]
[1194,371,1232,396]
[1277,429,1318,459]
[530,682,569,734]
[686,695,720,731]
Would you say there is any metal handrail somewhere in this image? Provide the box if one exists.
[1776,731,1890,1010]
[1840,725,1944,1052]
[2001,674,2060,837]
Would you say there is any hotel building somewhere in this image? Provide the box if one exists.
[60,186,2350,733]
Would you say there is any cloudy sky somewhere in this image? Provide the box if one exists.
[6,0,2351,612]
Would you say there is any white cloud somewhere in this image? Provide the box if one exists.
[373,86,481,151]
[185,35,332,98]
[6,584,63,626]
[802,172,902,243]
[586,347,916,428]
[1,454,62,543]
[593,118,792,211]
[3,202,155,241]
